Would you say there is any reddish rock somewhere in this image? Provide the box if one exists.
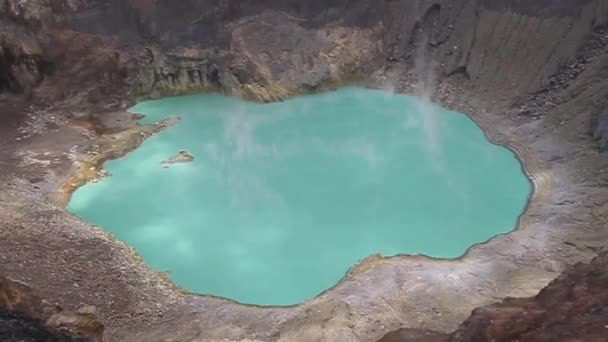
[380,252,608,342]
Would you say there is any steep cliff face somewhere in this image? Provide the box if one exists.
[0,0,384,103]
[3,0,606,105]
[384,0,608,97]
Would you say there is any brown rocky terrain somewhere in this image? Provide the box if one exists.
[380,251,608,342]
[1,0,608,341]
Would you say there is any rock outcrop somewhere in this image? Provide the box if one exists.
[161,150,194,167]
[379,251,608,342]
[0,274,103,342]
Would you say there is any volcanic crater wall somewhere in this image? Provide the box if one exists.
[2,0,608,341]
[1,0,606,106]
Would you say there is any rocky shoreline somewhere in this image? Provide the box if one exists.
[1,1,608,341]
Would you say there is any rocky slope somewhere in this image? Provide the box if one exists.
[1,0,608,341]
[379,251,608,342]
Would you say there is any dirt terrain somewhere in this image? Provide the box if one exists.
[1,1,607,341]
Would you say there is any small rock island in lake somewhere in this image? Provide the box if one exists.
[162,150,194,167]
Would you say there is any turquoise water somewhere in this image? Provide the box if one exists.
[68,87,531,305]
